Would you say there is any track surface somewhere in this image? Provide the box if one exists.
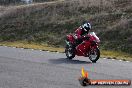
[0,46,131,88]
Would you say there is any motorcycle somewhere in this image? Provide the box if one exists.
[65,32,100,63]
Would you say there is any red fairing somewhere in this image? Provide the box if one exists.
[75,33,96,56]
[66,27,83,44]
[75,27,83,39]
[88,34,97,42]
[66,34,75,44]
[76,41,91,56]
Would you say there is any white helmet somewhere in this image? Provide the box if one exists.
[82,22,91,32]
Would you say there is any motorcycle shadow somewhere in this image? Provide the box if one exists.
[49,58,92,64]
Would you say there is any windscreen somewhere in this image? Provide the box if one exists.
[89,32,100,43]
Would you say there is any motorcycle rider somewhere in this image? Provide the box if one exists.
[74,21,92,46]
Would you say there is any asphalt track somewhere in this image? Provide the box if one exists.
[0,46,132,88]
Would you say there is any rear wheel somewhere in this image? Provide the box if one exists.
[65,45,75,60]
[89,47,100,63]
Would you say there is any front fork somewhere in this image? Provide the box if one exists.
[65,40,71,47]
[65,40,76,48]
[65,40,76,53]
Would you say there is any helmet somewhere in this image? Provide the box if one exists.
[82,22,91,32]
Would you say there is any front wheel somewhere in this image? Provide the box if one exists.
[65,45,75,60]
[89,47,100,63]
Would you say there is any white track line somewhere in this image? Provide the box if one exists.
[56,52,59,54]
[126,61,130,63]
[103,57,131,63]
[119,60,123,62]
[111,59,115,61]
[1,45,131,63]
[47,51,50,52]
[103,58,107,60]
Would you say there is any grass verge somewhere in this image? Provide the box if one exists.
[101,50,132,61]
[0,41,64,52]
[0,41,131,61]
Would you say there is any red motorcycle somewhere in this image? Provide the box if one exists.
[65,32,100,63]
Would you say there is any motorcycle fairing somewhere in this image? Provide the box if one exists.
[66,34,75,44]
[76,40,91,56]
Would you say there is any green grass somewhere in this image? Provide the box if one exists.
[0,41,64,52]
[0,41,131,61]
[101,50,132,61]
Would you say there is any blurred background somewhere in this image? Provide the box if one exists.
[0,0,132,58]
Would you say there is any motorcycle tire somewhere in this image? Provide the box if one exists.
[65,45,75,60]
[89,47,100,63]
